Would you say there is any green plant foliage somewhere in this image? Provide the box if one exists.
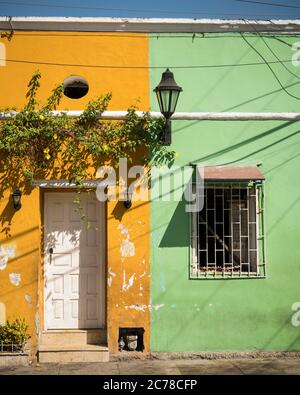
[0,317,30,347]
[0,71,175,185]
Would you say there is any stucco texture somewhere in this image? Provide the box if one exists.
[0,31,150,354]
[149,33,300,352]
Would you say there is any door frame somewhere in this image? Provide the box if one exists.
[41,188,107,331]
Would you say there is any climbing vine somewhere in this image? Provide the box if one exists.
[0,70,175,186]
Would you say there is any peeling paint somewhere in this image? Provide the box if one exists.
[9,272,21,286]
[0,255,8,271]
[140,271,146,278]
[108,267,116,287]
[122,271,136,291]
[151,304,165,311]
[25,293,33,307]
[4,247,15,258]
[122,270,126,291]
[125,304,165,312]
[108,268,116,277]
[0,244,15,270]
[120,237,135,257]
[118,223,129,234]
[125,304,148,312]
[127,274,135,289]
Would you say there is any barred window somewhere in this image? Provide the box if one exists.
[191,182,265,278]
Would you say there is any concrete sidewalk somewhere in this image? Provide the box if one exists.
[0,357,300,375]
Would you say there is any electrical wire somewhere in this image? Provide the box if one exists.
[240,25,300,100]
[0,57,296,69]
[246,19,300,79]
[0,1,299,19]
[235,0,300,10]
[2,31,300,38]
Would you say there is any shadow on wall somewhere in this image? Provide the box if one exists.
[0,167,34,238]
[156,119,300,252]
[191,120,297,165]
[158,121,300,250]
[159,198,189,248]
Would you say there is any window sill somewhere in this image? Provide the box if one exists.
[190,271,266,280]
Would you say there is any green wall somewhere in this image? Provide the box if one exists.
[149,33,300,352]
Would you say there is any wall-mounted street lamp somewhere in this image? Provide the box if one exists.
[154,68,182,146]
[123,189,133,209]
[12,187,22,210]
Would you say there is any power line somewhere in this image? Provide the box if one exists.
[0,1,299,18]
[0,56,296,69]
[240,29,300,100]
[0,1,249,14]
[245,19,300,79]
[235,0,300,10]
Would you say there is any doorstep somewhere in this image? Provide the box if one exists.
[38,329,109,363]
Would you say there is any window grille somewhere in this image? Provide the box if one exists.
[0,342,25,353]
[190,182,265,278]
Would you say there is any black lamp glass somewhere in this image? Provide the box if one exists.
[123,189,132,209]
[12,187,22,210]
[154,68,182,145]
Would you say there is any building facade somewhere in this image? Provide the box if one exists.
[1,17,300,361]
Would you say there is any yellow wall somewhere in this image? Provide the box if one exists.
[0,32,149,110]
[107,197,150,353]
[0,31,150,356]
[0,188,40,352]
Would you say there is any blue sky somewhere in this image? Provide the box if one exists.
[0,0,300,20]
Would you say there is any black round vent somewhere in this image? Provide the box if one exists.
[63,75,89,99]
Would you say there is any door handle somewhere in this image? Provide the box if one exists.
[49,247,53,264]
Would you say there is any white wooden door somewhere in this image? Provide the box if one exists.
[44,192,105,329]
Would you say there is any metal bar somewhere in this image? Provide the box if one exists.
[222,185,225,277]
[214,185,216,276]
[190,184,198,277]
[204,190,207,276]
[195,182,264,278]
[247,187,250,277]
[238,184,241,276]
[230,187,234,277]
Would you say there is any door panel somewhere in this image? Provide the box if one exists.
[44,192,105,329]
